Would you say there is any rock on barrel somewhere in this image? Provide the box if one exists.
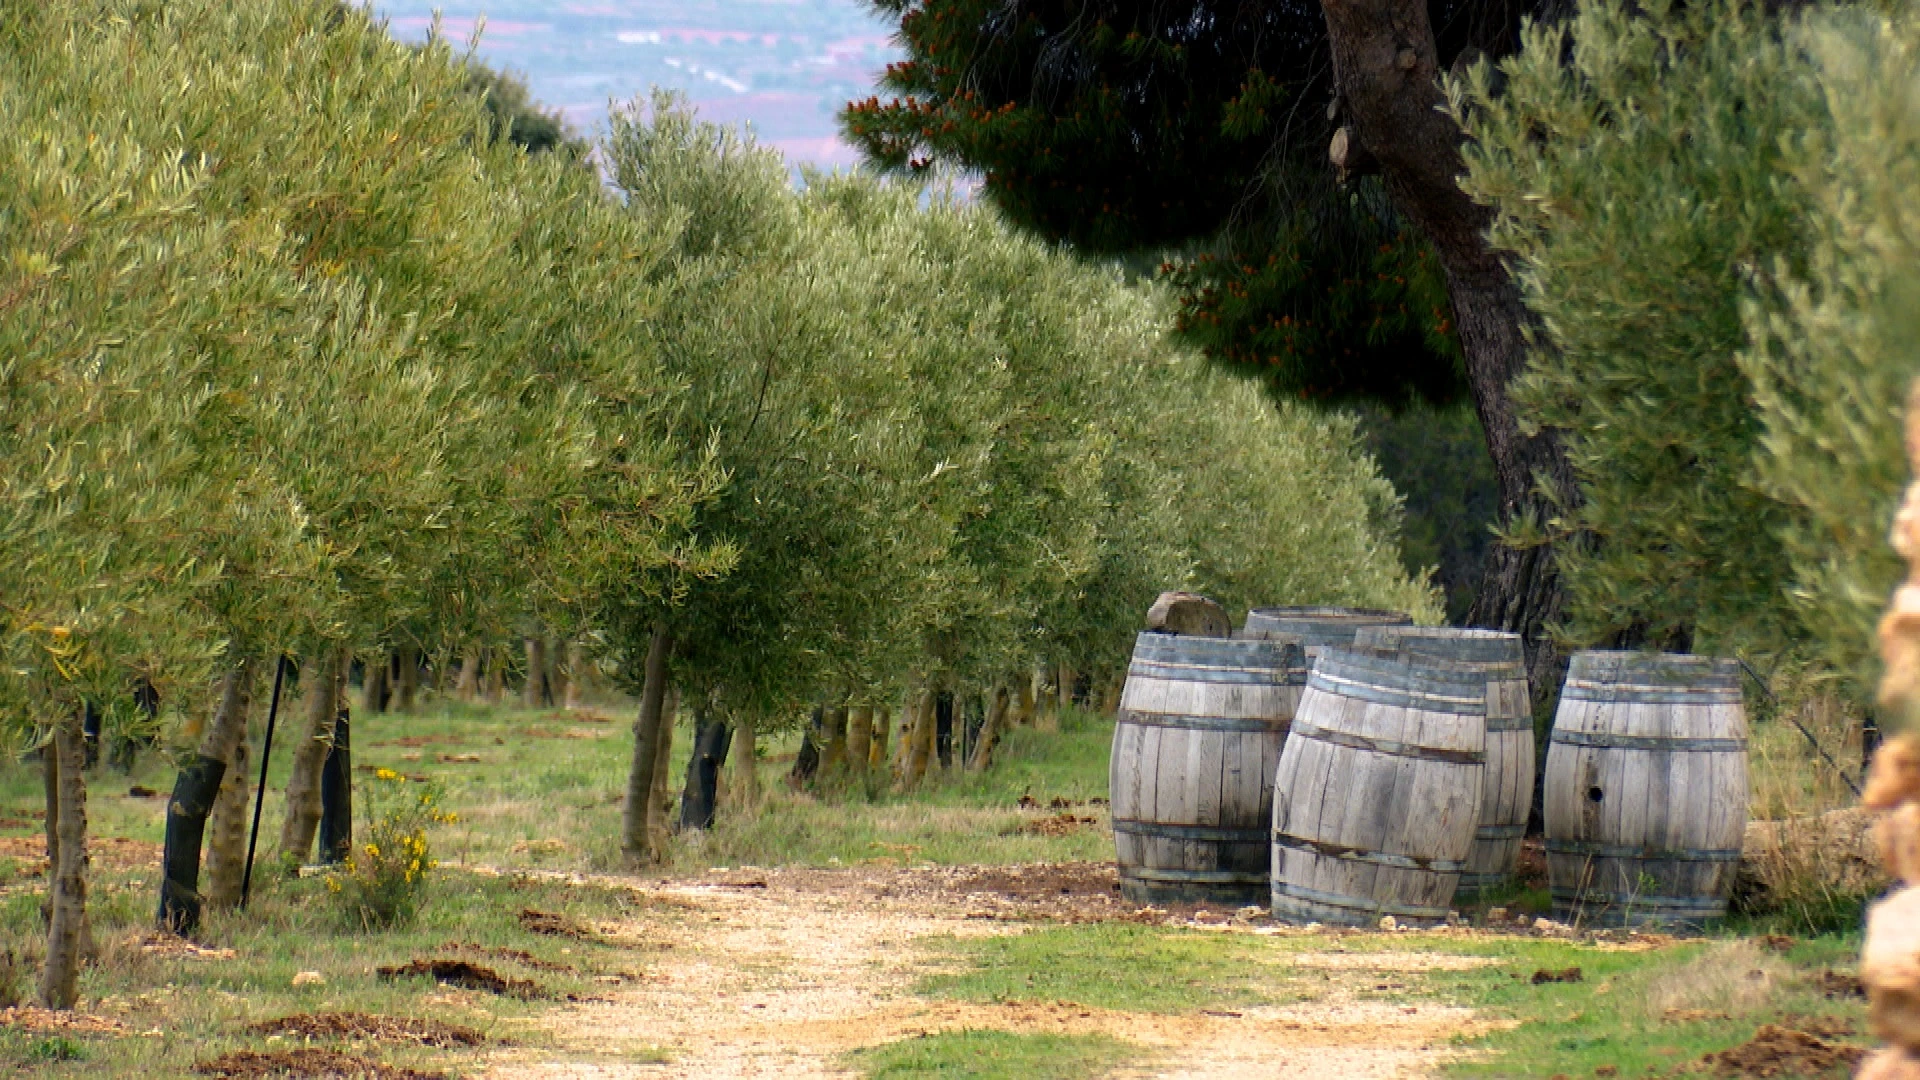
[1354,626,1534,895]
[1110,632,1306,906]
[1270,646,1486,926]
[1240,607,1411,656]
[1544,651,1747,930]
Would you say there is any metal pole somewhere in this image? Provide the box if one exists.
[240,654,290,909]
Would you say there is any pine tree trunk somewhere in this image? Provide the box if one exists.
[621,624,672,861]
[455,650,481,702]
[563,640,587,709]
[362,653,388,715]
[846,706,873,776]
[967,685,1011,772]
[523,638,546,708]
[647,688,678,852]
[203,665,258,909]
[394,645,419,713]
[1317,0,1575,673]
[279,650,345,865]
[869,707,891,769]
[39,710,88,1010]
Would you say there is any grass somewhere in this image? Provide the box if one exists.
[916,923,1301,1014]
[0,691,1879,1078]
[844,1029,1138,1079]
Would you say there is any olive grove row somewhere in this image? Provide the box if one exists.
[0,0,1433,1006]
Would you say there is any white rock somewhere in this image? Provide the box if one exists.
[1379,915,1398,931]
[292,970,326,987]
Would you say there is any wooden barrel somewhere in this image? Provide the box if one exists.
[1353,626,1534,895]
[1240,607,1412,657]
[1543,651,1747,930]
[1110,632,1306,906]
[1270,646,1485,926]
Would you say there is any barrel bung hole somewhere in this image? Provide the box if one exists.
[1587,786,1605,804]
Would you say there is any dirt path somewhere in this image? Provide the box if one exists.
[481,864,1486,1079]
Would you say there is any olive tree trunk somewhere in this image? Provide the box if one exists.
[966,685,1012,772]
[394,645,420,713]
[278,649,345,865]
[846,706,874,776]
[621,624,673,861]
[39,710,89,1009]
[647,687,679,853]
[900,689,936,789]
[158,662,253,932]
[203,665,259,909]
[454,649,481,702]
[485,645,507,703]
[523,637,548,708]
[869,706,891,769]
[819,705,849,775]
[564,641,588,708]
[725,710,760,811]
[362,653,389,715]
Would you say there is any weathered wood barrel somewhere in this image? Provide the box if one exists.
[1240,607,1412,657]
[1270,646,1486,926]
[1544,651,1747,930]
[1353,626,1534,895]
[1110,632,1307,906]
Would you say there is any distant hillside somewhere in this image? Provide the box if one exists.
[372,0,899,168]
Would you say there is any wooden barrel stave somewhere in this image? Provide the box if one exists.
[1352,625,1533,895]
[1271,648,1485,926]
[1111,633,1304,906]
[1544,651,1746,930]
[1240,606,1412,653]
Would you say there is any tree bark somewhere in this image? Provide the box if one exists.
[726,711,760,810]
[485,646,506,703]
[1316,0,1576,676]
[523,637,547,708]
[278,650,345,865]
[869,707,891,769]
[648,687,679,852]
[362,652,389,715]
[39,710,88,1009]
[679,710,733,831]
[316,703,352,864]
[563,641,587,709]
[455,649,481,702]
[819,706,849,776]
[902,690,936,788]
[203,664,258,909]
[394,645,419,713]
[967,685,1012,772]
[547,638,570,710]
[621,624,672,861]
[846,706,874,776]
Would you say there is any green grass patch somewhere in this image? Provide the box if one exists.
[916,923,1296,1014]
[1345,932,1873,1078]
[845,1029,1138,1080]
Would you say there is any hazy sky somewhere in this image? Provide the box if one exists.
[371,1,903,170]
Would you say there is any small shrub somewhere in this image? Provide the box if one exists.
[26,1036,84,1063]
[326,770,455,930]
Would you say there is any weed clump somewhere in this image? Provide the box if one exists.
[326,772,455,929]
[194,1048,443,1079]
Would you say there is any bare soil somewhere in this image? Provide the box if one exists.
[378,960,543,1000]
[247,1012,488,1048]
[479,864,1486,1079]
[1696,1023,1866,1077]
[195,1048,446,1079]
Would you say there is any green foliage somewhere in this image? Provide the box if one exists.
[845,1030,1138,1080]
[326,771,455,929]
[1454,0,1822,653]
[1740,6,1920,704]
